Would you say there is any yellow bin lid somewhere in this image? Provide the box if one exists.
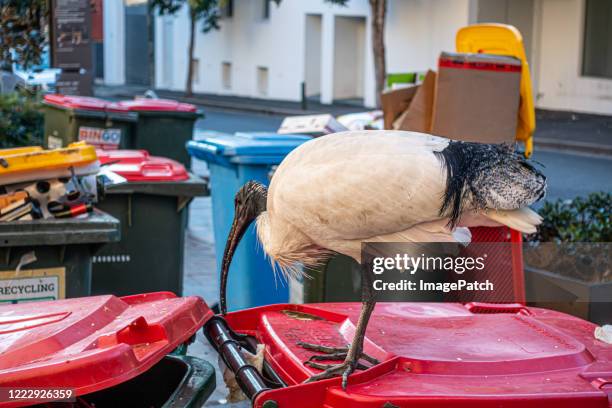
[0,142,98,177]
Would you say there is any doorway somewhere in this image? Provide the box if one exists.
[333,16,366,104]
[124,0,153,86]
[304,14,323,100]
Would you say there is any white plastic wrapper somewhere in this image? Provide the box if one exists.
[595,325,612,344]
[337,110,384,131]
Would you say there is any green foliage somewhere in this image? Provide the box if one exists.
[0,0,48,69]
[0,91,43,148]
[530,192,612,242]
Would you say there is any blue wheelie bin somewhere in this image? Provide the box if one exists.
[187,132,311,311]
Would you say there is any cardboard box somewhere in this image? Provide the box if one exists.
[381,85,418,129]
[431,52,521,144]
[278,114,348,136]
[393,70,436,133]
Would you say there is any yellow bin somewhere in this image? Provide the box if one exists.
[456,23,536,157]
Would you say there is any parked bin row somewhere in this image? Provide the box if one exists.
[0,144,207,304]
[43,95,202,167]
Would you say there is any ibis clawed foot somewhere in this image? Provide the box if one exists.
[299,341,380,388]
[300,269,378,389]
[299,342,380,367]
[303,358,359,389]
[297,341,380,370]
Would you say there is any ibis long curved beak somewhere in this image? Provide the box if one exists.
[219,210,251,315]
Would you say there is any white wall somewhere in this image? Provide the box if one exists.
[155,0,473,107]
[155,0,376,105]
[151,0,612,115]
[385,0,471,76]
[536,0,612,114]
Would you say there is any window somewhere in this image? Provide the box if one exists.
[257,66,269,96]
[192,59,200,84]
[582,0,612,78]
[263,0,270,20]
[220,0,233,18]
[222,62,232,89]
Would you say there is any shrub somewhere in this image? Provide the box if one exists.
[530,192,611,243]
[525,192,611,282]
[0,91,43,148]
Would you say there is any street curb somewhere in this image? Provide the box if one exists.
[172,95,321,116]
[535,137,612,157]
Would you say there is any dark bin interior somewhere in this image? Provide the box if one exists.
[35,355,215,408]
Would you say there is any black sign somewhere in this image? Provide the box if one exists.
[50,0,93,71]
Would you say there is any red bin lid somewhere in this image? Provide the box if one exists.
[44,94,108,111]
[97,149,189,182]
[220,302,612,408]
[0,292,212,406]
[112,98,197,113]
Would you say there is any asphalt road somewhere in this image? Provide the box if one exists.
[195,107,612,203]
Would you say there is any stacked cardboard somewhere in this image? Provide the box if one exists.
[382,52,522,145]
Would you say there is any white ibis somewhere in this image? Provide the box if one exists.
[219,130,546,388]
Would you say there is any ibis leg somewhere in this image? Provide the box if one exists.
[299,267,377,389]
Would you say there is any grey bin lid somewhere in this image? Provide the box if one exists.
[103,173,209,197]
[0,211,120,247]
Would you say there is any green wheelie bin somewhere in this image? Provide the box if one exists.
[111,99,203,168]
[42,94,137,150]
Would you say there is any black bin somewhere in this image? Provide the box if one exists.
[92,150,208,296]
[0,212,120,302]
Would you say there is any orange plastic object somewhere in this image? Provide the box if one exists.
[0,141,98,176]
[456,24,536,157]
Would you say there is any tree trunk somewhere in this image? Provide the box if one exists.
[369,0,387,107]
[185,6,196,97]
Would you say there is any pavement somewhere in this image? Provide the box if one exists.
[534,110,612,156]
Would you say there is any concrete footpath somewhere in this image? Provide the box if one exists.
[95,85,612,157]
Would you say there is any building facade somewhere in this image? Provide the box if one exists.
[103,0,612,115]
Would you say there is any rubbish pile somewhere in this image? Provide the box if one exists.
[0,142,101,221]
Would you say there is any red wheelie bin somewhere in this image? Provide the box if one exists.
[0,292,215,407]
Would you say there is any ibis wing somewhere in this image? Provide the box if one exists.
[268,131,450,243]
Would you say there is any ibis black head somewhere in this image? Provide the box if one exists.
[220,180,268,315]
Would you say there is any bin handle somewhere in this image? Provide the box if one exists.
[465,302,532,316]
[141,163,174,178]
[204,316,271,400]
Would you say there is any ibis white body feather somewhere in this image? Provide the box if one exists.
[255,130,545,272]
